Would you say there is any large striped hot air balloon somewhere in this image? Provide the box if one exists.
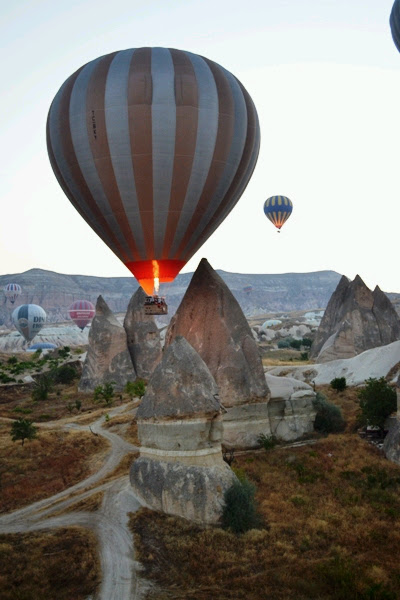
[5,283,22,304]
[12,304,46,343]
[68,300,95,330]
[47,47,260,295]
[391,0,400,52]
[263,196,293,232]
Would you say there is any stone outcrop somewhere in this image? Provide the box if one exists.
[265,374,316,441]
[165,258,270,448]
[79,296,136,392]
[123,287,162,380]
[130,336,236,524]
[310,275,400,362]
[383,376,400,465]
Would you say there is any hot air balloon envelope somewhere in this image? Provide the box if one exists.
[68,300,95,330]
[27,342,57,352]
[5,283,22,304]
[12,304,46,343]
[47,47,260,295]
[264,196,293,231]
[391,0,400,52]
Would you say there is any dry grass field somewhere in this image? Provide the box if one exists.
[0,527,100,600]
[0,421,109,513]
[130,387,400,600]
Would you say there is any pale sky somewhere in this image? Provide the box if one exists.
[1,0,399,292]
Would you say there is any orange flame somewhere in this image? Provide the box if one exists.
[152,260,160,294]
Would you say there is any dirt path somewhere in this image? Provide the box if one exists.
[0,402,145,600]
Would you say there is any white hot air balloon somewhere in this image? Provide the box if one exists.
[12,304,46,343]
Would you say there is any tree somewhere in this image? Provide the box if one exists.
[358,377,397,432]
[93,382,115,406]
[31,373,54,401]
[221,477,263,534]
[125,379,146,399]
[313,392,346,433]
[11,418,37,446]
[330,377,347,392]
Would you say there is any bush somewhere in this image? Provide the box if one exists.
[257,433,278,451]
[52,364,77,384]
[313,392,346,434]
[277,338,292,349]
[221,477,263,534]
[301,338,312,348]
[358,377,397,432]
[93,382,115,406]
[31,373,54,401]
[10,418,37,446]
[330,377,347,392]
[289,339,302,350]
[125,379,146,399]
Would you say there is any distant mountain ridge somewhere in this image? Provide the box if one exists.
[0,267,398,325]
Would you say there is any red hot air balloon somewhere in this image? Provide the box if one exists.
[68,300,95,330]
[47,47,260,296]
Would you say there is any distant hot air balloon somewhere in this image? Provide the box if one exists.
[68,300,95,330]
[263,196,293,232]
[5,283,22,304]
[390,0,400,52]
[27,342,57,352]
[243,285,253,294]
[12,304,46,343]
[47,47,260,296]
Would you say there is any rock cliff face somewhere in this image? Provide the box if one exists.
[166,258,269,407]
[123,287,162,380]
[130,336,236,524]
[165,258,270,449]
[310,275,400,362]
[79,296,136,392]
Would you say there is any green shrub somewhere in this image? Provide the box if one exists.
[221,477,263,534]
[58,346,71,359]
[257,433,278,450]
[277,338,292,349]
[313,392,346,433]
[93,382,115,406]
[31,373,54,401]
[125,379,146,399]
[301,338,313,348]
[289,339,302,350]
[52,364,77,384]
[300,352,309,361]
[358,377,397,432]
[330,377,347,392]
[10,418,37,446]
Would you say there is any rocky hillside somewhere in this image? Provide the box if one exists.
[0,267,398,327]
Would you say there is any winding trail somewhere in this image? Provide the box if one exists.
[0,403,146,600]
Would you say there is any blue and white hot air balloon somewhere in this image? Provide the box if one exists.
[12,304,46,343]
[390,0,400,52]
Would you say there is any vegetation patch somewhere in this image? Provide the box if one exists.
[0,424,109,513]
[130,434,400,599]
[0,527,100,600]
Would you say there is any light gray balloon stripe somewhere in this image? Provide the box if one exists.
[104,49,147,260]
[151,48,176,259]
[187,116,260,258]
[168,51,219,259]
[179,65,248,260]
[48,80,120,256]
[69,57,134,261]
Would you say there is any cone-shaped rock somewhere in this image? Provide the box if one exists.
[165,258,270,407]
[79,295,136,391]
[130,336,236,524]
[311,275,400,362]
[123,287,162,380]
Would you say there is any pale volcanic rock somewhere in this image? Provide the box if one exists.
[165,258,270,449]
[123,287,162,380]
[130,336,236,525]
[79,296,136,392]
[165,258,270,407]
[310,275,400,362]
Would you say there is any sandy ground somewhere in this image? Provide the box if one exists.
[0,403,146,600]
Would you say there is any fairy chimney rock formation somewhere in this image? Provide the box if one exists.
[123,287,162,380]
[79,295,136,392]
[310,275,400,363]
[165,258,270,448]
[130,336,236,524]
